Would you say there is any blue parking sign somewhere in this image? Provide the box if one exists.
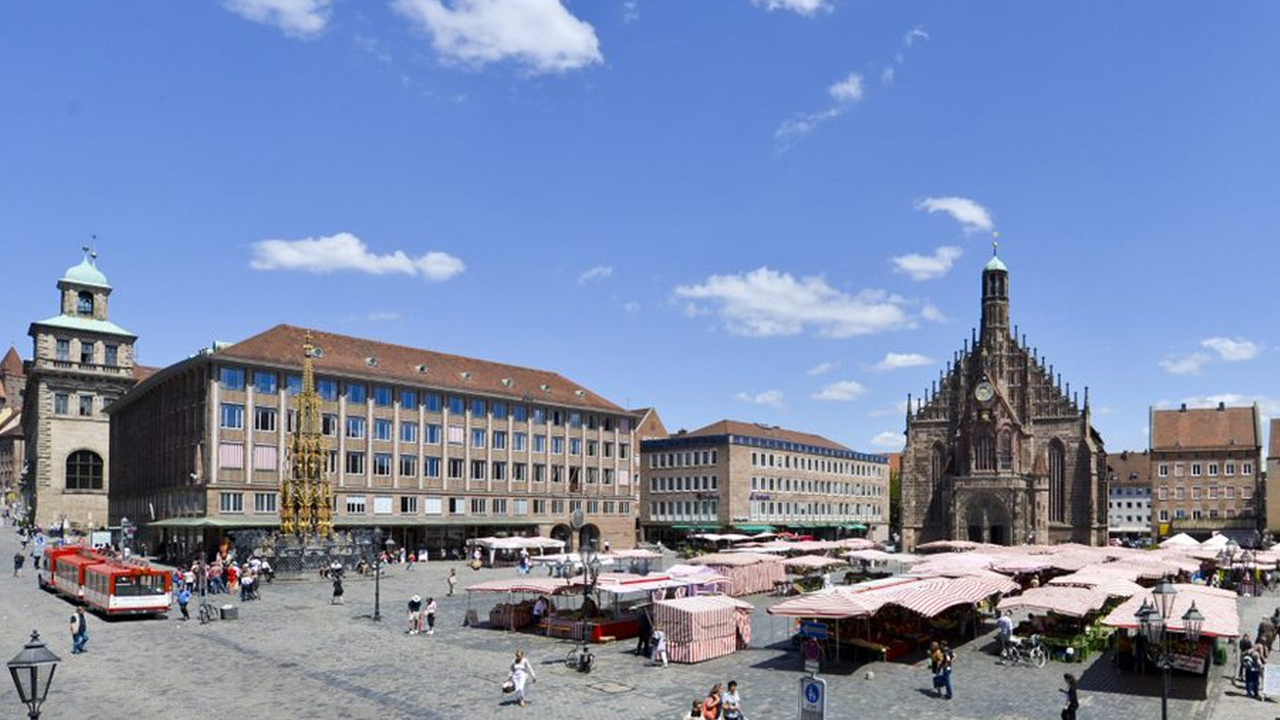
[798,676,825,720]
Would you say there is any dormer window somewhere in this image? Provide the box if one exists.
[77,291,94,315]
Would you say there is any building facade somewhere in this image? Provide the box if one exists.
[107,324,639,558]
[22,253,142,529]
[0,347,26,508]
[1268,418,1280,536]
[640,420,889,544]
[901,250,1107,550]
[1107,450,1152,542]
[1149,402,1262,544]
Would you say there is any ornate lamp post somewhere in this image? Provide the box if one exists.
[372,528,396,622]
[8,631,60,719]
[1135,579,1205,720]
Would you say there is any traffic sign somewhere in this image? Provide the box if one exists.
[802,638,821,675]
[798,676,826,720]
[799,621,828,640]
[34,534,46,547]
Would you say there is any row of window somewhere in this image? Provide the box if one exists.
[218,404,630,458]
[218,491,632,518]
[218,367,631,432]
[748,500,883,521]
[53,393,100,417]
[648,500,719,522]
[1155,486,1253,501]
[1110,514,1150,525]
[648,476,720,493]
[1157,462,1253,478]
[749,476,884,497]
[749,451,883,478]
[1158,508,1240,522]
[1109,500,1150,510]
[216,442,631,484]
[648,450,719,469]
[53,338,120,367]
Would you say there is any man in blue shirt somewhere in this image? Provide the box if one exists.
[70,607,88,654]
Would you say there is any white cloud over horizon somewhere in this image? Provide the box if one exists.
[870,431,905,449]
[223,0,331,38]
[811,380,868,402]
[674,267,916,339]
[871,352,935,371]
[735,390,785,408]
[1180,393,1280,418]
[392,0,602,74]
[828,72,865,103]
[578,265,614,284]
[915,197,994,234]
[1160,353,1210,376]
[750,0,832,16]
[1201,337,1260,362]
[891,245,963,281]
[807,361,839,376]
[249,232,465,281]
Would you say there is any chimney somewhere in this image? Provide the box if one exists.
[1217,402,1225,411]
[1180,403,1187,412]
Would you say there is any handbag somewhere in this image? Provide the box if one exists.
[502,679,516,694]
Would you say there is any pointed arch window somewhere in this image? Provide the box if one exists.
[1049,440,1066,523]
[974,432,995,472]
[930,443,946,519]
[998,430,1013,471]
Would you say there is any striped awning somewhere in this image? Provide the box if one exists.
[998,586,1112,618]
[1102,584,1240,639]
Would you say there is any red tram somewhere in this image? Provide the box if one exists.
[39,547,171,616]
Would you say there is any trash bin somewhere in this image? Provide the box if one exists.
[220,605,238,620]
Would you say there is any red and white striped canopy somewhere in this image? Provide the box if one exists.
[783,555,849,572]
[1102,584,1239,639]
[998,586,1112,618]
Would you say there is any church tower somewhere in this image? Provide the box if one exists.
[22,250,137,529]
[900,244,1107,550]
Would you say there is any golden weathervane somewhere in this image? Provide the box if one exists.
[280,331,333,537]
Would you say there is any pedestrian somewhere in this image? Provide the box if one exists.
[406,551,416,571]
[508,649,536,708]
[997,610,1015,657]
[12,551,23,578]
[331,575,345,605]
[701,684,722,720]
[447,568,457,597]
[1060,673,1079,720]
[928,641,945,696]
[1238,633,1254,682]
[636,608,653,658]
[682,700,703,720]
[1243,646,1262,699]
[70,607,89,654]
[651,627,668,668]
[603,539,611,553]
[939,640,955,700]
[1260,618,1276,652]
[721,680,744,720]
[408,595,423,634]
[425,597,437,636]
[176,585,191,621]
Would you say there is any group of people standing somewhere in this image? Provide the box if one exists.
[635,609,667,667]
[407,594,438,635]
[1238,609,1279,700]
[681,681,746,720]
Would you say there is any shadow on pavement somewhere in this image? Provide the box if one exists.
[1075,650,1208,701]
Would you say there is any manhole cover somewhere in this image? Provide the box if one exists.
[590,682,634,694]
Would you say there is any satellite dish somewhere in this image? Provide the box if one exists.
[570,509,585,530]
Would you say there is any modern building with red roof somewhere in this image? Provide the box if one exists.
[639,419,888,544]
[107,323,641,560]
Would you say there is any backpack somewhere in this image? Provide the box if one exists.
[1244,653,1260,673]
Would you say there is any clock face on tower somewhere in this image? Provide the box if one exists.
[974,381,995,403]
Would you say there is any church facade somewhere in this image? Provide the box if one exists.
[900,250,1107,550]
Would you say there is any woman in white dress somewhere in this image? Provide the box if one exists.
[509,649,536,707]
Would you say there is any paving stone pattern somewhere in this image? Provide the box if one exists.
[0,528,1252,719]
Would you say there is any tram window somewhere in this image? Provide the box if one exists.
[115,576,139,596]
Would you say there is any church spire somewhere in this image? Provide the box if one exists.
[980,232,1009,344]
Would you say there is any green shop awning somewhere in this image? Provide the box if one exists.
[842,524,868,531]
[734,525,776,533]
[149,517,280,529]
[671,525,720,532]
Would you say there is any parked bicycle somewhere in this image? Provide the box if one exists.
[565,643,595,673]
[1000,634,1046,668]
[197,601,216,625]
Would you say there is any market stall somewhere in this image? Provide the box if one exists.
[653,595,754,664]
[464,577,575,631]
[689,552,786,597]
[1103,584,1239,675]
[468,536,566,567]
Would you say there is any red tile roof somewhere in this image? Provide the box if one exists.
[0,347,22,377]
[1108,450,1150,486]
[684,419,850,452]
[132,365,160,383]
[1151,406,1259,451]
[214,324,626,413]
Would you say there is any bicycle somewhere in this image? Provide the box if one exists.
[564,643,595,674]
[1000,634,1046,668]
[197,601,216,625]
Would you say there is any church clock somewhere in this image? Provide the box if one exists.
[974,380,995,404]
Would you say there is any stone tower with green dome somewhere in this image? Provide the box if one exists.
[21,249,139,530]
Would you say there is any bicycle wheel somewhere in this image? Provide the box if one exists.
[565,649,579,669]
[1031,647,1046,668]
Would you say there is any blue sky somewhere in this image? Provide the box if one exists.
[2,1,1277,455]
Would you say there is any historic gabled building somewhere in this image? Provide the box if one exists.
[901,249,1107,550]
[22,252,142,529]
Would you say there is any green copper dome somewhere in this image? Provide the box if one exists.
[984,254,1007,272]
[62,256,110,288]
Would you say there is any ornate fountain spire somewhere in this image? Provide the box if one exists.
[282,331,332,537]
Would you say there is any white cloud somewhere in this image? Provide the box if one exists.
[366,311,402,322]
[623,1,640,23]
[249,232,465,281]
[775,107,844,149]
[921,304,946,323]
[891,246,963,281]
[751,0,832,16]
[623,301,641,314]
[736,390,785,408]
[915,197,994,234]
[1201,337,1260,362]
[871,352,934,372]
[880,66,895,85]
[828,72,865,103]
[578,265,614,284]
[807,361,839,377]
[811,380,868,402]
[223,0,331,38]
[904,27,930,47]
[1159,353,1210,376]
[870,431,905,449]
[673,267,915,339]
[392,0,602,74]
[1181,393,1280,417]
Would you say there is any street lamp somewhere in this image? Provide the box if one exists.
[372,528,396,622]
[1135,579,1205,720]
[8,631,60,719]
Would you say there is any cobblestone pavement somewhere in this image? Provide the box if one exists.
[0,527,1248,719]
